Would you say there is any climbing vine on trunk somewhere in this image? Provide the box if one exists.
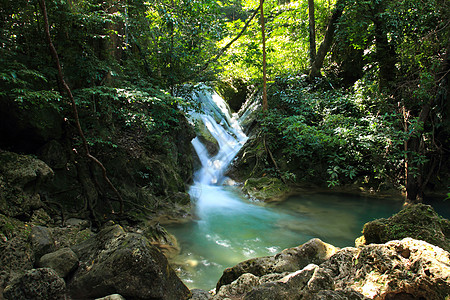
[38,0,124,215]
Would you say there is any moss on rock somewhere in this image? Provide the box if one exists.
[242,177,290,202]
[0,151,53,219]
[194,118,219,157]
[358,203,450,252]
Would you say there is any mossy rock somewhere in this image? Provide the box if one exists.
[226,135,266,182]
[0,151,53,188]
[242,177,290,202]
[0,213,30,240]
[358,203,450,252]
[69,224,190,299]
[0,151,53,218]
[194,118,219,156]
[216,78,248,112]
[0,214,35,289]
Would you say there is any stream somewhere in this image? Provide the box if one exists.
[166,88,412,290]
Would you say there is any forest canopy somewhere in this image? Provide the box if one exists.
[1,0,449,202]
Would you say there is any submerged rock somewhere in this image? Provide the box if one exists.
[68,224,190,300]
[357,203,450,252]
[213,238,450,300]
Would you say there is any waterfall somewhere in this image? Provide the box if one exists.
[168,86,404,291]
[189,87,248,186]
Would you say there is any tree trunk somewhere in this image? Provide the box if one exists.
[405,104,430,203]
[39,0,124,214]
[405,44,450,204]
[308,0,316,65]
[309,0,343,78]
[260,0,268,111]
[372,14,396,91]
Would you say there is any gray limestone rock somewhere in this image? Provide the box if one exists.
[213,238,450,300]
[38,247,79,278]
[30,225,56,261]
[216,238,338,290]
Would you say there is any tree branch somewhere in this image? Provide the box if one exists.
[38,0,124,214]
[184,4,261,82]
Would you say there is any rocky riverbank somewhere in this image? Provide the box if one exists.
[201,203,450,300]
[2,194,449,300]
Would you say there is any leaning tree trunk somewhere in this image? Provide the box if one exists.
[309,0,344,78]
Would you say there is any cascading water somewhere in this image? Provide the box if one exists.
[167,87,403,290]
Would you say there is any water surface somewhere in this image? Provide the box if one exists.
[167,190,404,290]
[173,87,446,291]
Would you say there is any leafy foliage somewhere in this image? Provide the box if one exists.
[219,0,337,79]
[260,76,409,188]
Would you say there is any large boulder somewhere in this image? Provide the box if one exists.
[323,238,450,299]
[357,203,450,252]
[213,238,450,300]
[37,247,79,278]
[0,150,53,219]
[216,238,338,291]
[30,225,56,261]
[3,268,66,300]
[68,224,190,300]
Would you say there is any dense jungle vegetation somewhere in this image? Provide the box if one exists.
[1,0,449,219]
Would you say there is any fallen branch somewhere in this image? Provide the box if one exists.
[38,0,123,214]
